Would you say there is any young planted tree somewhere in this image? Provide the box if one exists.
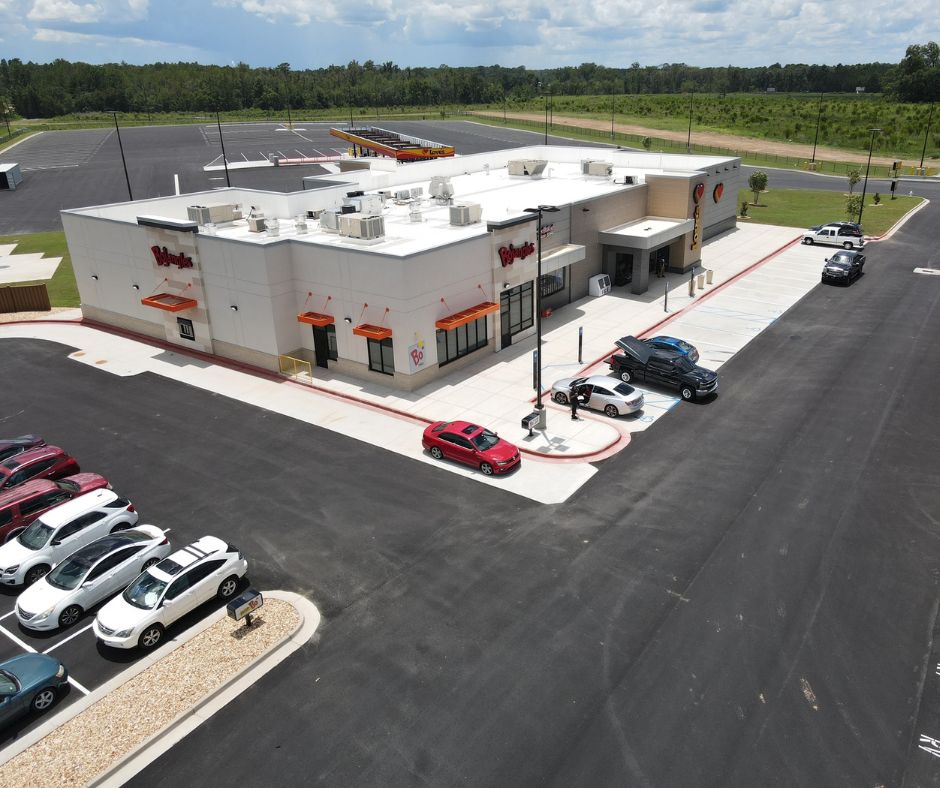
[748,170,768,205]
[847,168,861,194]
[642,136,652,151]
[845,194,862,222]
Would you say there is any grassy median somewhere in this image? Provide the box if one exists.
[0,231,79,307]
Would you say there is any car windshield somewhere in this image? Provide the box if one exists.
[827,260,850,268]
[123,572,168,609]
[675,357,695,373]
[471,429,500,451]
[55,478,80,493]
[17,519,54,550]
[46,556,94,591]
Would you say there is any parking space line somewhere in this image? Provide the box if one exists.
[68,676,90,696]
[0,610,16,621]
[42,623,94,654]
[0,623,37,653]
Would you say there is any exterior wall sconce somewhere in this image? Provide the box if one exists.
[131,284,140,290]
[344,316,353,323]
[91,274,99,280]
[230,305,238,312]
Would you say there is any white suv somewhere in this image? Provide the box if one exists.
[0,489,139,586]
[93,535,248,650]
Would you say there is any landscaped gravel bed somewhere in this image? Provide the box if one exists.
[0,598,298,788]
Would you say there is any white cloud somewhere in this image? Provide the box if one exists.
[28,0,148,23]
[32,26,185,49]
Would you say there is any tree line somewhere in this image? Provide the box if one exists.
[1,44,936,119]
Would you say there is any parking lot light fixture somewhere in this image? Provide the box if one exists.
[110,112,133,201]
[216,111,231,188]
[858,128,881,227]
[523,205,560,428]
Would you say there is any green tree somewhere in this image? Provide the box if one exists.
[748,170,768,205]
[847,168,861,194]
[845,194,862,221]
[642,136,652,151]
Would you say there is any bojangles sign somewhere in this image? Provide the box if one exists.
[151,246,194,269]
[498,241,536,267]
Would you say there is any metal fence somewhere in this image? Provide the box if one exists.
[277,354,313,384]
[0,284,51,314]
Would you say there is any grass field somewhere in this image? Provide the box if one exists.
[737,189,921,235]
[0,232,79,307]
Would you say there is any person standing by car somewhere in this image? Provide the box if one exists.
[570,384,581,420]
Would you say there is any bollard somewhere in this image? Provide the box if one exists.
[688,276,695,296]
[696,274,705,290]
[706,269,714,285]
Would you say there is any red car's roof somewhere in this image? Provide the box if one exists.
[2,444,68,469]
[0,478,59,506]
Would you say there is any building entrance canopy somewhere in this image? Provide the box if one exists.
[598,217,693,250]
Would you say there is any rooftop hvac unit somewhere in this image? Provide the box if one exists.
[410,186,424,198]
[507,159,547,177]
[581,161,614,178]
[429,176,454,200]
[338,213,385,240]
[319,210,340,232]
[449,203,482,226]
[247,213,266,233]
[187,203,243,225]
[394,190,412,203]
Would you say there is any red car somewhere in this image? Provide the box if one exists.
[0,435,46,463]
[0,473,110,543]
[0,446,80,491]
[422,420,521,476]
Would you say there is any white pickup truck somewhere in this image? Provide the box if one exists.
[802,223,865,249]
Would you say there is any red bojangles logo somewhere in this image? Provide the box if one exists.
[151,246,194,269]
[498,241,536,267]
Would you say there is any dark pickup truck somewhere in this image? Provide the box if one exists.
[608,335,719,401]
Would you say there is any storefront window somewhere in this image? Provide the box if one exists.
[540,268,566,298]
[436,316,488,366]
[367,337,394,375]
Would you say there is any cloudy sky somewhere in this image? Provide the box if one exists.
[0,0,935,69]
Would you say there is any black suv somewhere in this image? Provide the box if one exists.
[609,336,719,401]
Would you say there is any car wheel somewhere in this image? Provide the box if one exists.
[554,391,568,405]
[619,370,633,383]
[24,564,51,586]
[803,237,813,245]
[604,404,619,418]
[217,576,240,599]
[142,557,160,570]
[480,462,495,476]
[31,688,57,712]
[429,446,443,460]
[58,605,84,628]
[138,624,164,650]
[680,385,695,401]
[842,241,853,249]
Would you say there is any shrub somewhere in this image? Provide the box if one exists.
[748,171,768,205]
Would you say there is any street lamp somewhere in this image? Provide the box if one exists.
[687,89,694,153]
[858,128,881,227]
[811,92,824,167]
[543,85,549,144]
[111,112,133,201]
[216,111,231,188]
[920,102,935,173]
[523,205,559,428]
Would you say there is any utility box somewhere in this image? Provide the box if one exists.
[0,163,23,190]
[588,273,612,296]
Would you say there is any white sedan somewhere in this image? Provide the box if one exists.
[15,526,170,631]
[93,535,248,650]
[551,375,645,417]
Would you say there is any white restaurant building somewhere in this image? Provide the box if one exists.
[62,145,742,390]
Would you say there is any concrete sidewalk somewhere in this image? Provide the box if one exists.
[0,223,828,503]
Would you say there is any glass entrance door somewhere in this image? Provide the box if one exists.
[499,282,534,348]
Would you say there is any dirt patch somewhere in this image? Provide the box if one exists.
[474,111,899,168]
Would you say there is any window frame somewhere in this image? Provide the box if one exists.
[367,337,395,376]
[436,315,488,367]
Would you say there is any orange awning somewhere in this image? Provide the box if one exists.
[140,293,198,312]
[352,323,392,340]
[297,311,336,327]
[435,301,499,331]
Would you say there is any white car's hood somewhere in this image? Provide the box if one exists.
[0,539,38,569]
[16,576,70,613]
[97,592,151,632]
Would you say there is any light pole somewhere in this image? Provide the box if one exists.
[111,112,133,201]
[523,205,560,428]
[543,85,549,144]
[811,92,824,167]
[686,89,694,153]
[216,111,231,188]
[920,102,935,173]
[858,128,881,227]
[610,86,615,139]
